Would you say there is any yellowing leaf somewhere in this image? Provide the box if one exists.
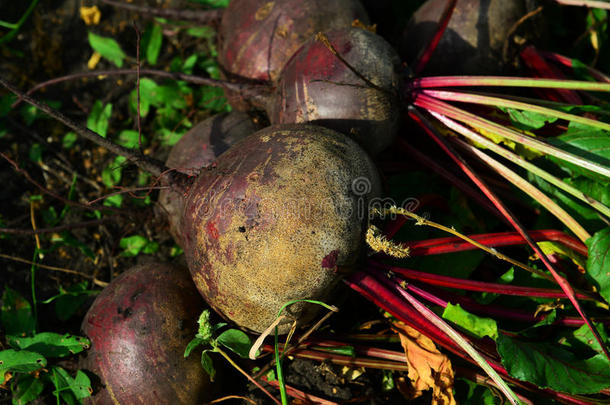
[394,322,457,405]
[80,6,101,26]
[87,52,102,70]
[536,241,587,269]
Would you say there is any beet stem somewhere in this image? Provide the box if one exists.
[369,261,594,300]
[409,107,610,361]
[411,0,457,75]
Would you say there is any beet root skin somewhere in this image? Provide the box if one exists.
[159,112,261,246]
[268,27,401,156]
[182,124,381,334]
[81,263,213,404]
[402,0,528,75]
[218,0,369,84]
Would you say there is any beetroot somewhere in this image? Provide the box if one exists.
[268,27,401,156]
[159,112,261,246]
[401,0,528,75]
[218,0,369,85]
[181,124,381,333]
[81,263,214,404]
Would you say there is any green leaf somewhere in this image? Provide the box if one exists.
[86,100,112,138]
[200,351,216,381]
[130,78,157,117]
[88,32,126,67]
[50,232,95,260]
[1,288,35,337]
[0,94,17,117]
[101,156,126,188]
[7,333,90,358]
[187,0,229,7]
[28,144,42,163]
[186,27,215,39]
[198,86,229,112]
[184,338,204,358]
[567,323,609,356]
[103,194,123,207]
[12,374,45,405]
[117,130,143,149]
[119,235,157,257]
[53,282,93,321]
[62,132,77,149]
[216,329,251,358]
[0,350,46,383]
[497,334,610,394]
[586,228,610,305]
[547,122,610,182]
[50,367,92,404]
[502,107,558,131]
[143,23,163,65]
[442,303,498,340]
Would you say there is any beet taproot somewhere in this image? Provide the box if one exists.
[181,124,381,334]
[81,263,213,404]
[268,27,401,156]
[217,0,369,109]
[401,0,528,75]
[159,112,261,246]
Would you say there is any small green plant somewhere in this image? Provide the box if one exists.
[0,288,92,405]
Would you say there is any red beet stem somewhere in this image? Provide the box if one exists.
[397,229,587,257]
[408,107,610,360]
[369,261,593,300]
[539,49,610,83]
[520,46,583,104]
[412,0,457,75]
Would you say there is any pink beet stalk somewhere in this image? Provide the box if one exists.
[408,108,610,360]
[412,0,457,75]
[395,229,588,257]
[369,261,593,301]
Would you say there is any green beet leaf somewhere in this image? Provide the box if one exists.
[49,366,92,405]
[12,374,45,405]
[1,288,35,337]
[586,228,610,305]
[7,333,90,358]
[497,334,610,394]
[0,350,46,384]
[547,123,610,182]
[442,303,498,340]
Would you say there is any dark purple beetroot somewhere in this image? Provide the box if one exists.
[159,112,261,246]
[268,27,401,156]
[81,263,214,404]
[182,124,381,334]
[218,0,370,110]
[401,0,528,75]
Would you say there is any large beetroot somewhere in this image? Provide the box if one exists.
[81,263,214,404]
[218,0,369,83]
[401,0,529,75]
[159,112,261,246]
[268,27,401,156]
[182,124,381,333]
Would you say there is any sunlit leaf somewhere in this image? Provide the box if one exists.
[88,32,126,67]
[586,228,610,305]
[497,334,610,394]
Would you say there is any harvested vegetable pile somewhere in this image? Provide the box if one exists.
[1,0,610,404]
